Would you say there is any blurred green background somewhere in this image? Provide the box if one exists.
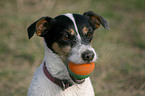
[0,0,145,96]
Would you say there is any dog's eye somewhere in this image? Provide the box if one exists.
[87,32,93,38]
[62,34,69,40]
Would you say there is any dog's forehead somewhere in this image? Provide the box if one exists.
[54,14,74,26]
[54,13,90,32]
[54,13,88,25]
[54,13,92,41]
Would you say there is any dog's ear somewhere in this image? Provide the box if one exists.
[83,11,109,30]
[27,17,53,39]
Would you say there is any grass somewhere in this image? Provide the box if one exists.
[0,0,145,96]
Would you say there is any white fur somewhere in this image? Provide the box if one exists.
[44,42,71,80]
[27,43,95,96]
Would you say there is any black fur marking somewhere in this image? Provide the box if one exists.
[44,15,77,52]
[27,21,37,39]
[73,14,94,45]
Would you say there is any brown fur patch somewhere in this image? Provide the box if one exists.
[83,27,89,34]
[90,40,93,45]
[67,29,75,35]
[36,18,48,36]
[52,42,71,61]
[91,16,100,28]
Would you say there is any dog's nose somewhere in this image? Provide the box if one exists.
[82,50,94,61]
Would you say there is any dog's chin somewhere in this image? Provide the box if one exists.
[70,74,85,84]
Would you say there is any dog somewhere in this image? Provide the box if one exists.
[27,11,109,96]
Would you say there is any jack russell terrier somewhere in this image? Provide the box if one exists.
[27,11,109,96]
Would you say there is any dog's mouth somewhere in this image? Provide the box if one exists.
[69,74,85,84]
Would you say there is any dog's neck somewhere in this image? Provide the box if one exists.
[44,42,71,80]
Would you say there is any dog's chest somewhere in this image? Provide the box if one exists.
[28,65,94,96]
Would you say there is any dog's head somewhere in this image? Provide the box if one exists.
[27,11,109,83]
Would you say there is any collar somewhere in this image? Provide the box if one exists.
[43,62,72,90]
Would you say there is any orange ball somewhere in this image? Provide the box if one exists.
[68,62,95,79]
